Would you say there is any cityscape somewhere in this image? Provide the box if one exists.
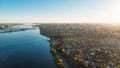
[0,23,120,68]
[0,0,120,68]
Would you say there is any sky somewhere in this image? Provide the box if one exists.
[0,0,120,23]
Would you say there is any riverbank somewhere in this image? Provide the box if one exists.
[0,24,37,33]
[38,24,69,68]
[0,24,23,29]
[0,24,13,29]
[50,40,64,68]
[38,23,120,68]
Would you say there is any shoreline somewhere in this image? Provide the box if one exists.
[43,35,67,68]
[0,25,37,33]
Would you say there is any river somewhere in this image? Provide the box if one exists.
[0,25,57,68]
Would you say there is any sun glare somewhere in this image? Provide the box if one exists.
[111,0,120,13]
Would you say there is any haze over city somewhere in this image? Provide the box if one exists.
[0,0,120,24]
[1,0,120,68]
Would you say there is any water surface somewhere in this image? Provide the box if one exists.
[0,25,57,68]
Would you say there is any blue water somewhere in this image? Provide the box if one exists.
[0,25,57,68]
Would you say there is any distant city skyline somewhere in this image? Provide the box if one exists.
[0,0,120,24]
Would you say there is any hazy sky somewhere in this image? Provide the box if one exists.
[0,0,120,23]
